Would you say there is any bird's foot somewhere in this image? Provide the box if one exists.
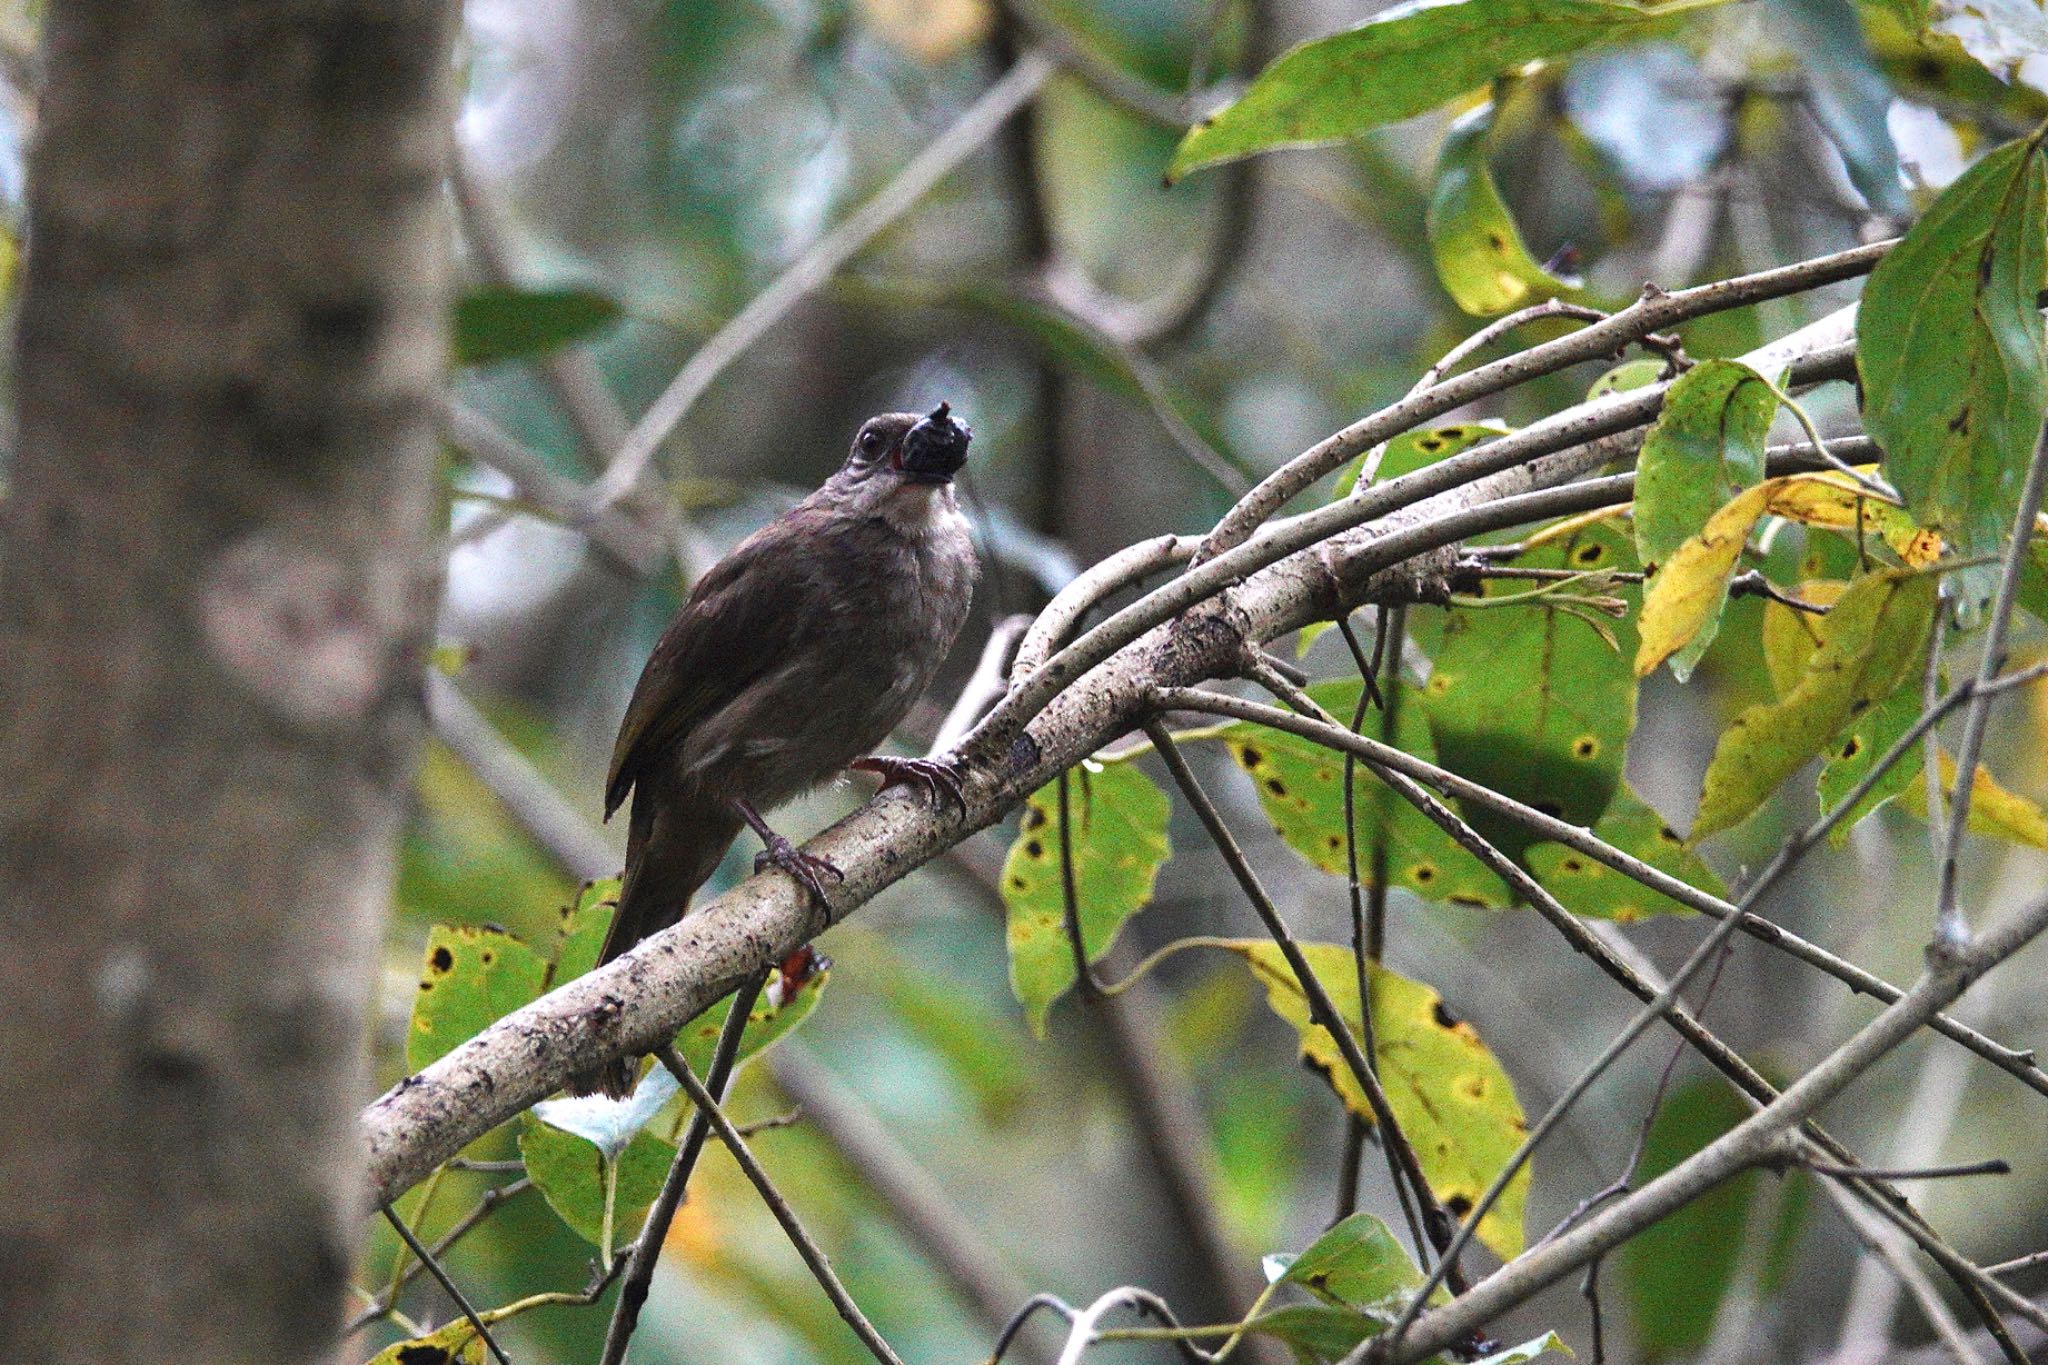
[851,754,967,817]
[753,835,843,906]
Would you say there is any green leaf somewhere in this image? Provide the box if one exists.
[1474,1331,1572,1363]
[1619,1076,1807,1359]
[1002,762,1172,1036]
[1693,567,1937,839]
[1816,677,1924,842]
[1524,781,1723,920]
[1246,1303,1379,1364]
[1165,0,1682,182]
[1634,360,1780,680]
[1234,941,1532,1259]
[518,1117,676,1250]
[1587,358,1667,397]
[1427,102,1585,316]
[1426,521,1640,837]
[1280,1211,1430,1317]
[453,285,623,366]
[1218,680,1512,906]
[1333,421,1514,498]
[1858,133,2048,570]
[674,952,830,1081]
[551,877,621,988]
[406,924,549,1072]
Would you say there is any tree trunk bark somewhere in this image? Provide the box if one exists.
[0,2,455,1359]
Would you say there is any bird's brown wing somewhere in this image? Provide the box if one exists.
[604,516,825,817]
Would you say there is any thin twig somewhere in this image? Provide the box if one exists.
[658,1047,909,1365]
[1935,415,2048,949]
[1142,719,1470,1296]
[1799,1158,2011,1182]
[379,1202,513,1365]
[598,973,767,1365]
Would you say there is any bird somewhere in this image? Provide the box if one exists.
[569,403,979,1096]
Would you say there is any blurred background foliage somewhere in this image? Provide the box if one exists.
[0,0,2039,1358]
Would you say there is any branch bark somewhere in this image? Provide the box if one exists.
[0,1,456,1357]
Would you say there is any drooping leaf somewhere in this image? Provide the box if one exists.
[518,1116,676,1250]
[1900,750,2048,848]
[1858,133,2048,578]
[1219,680,1512,907]
[407,924,549,1072]
[1427,521,1640,837]
[1636,470,1939,678]
[1233,941,1531,1258]
[1525,781,1723,919]
[1428,102,1586,316]
[1002,761,1172,1036]
[453,284,623,366]
[1693,568,1938,839]
[1633,360,1780,679]
[1166,0,1682,182]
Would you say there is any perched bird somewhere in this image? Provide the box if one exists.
[571,403,978,1096]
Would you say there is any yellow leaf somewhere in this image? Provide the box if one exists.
[1232,941,1531,1259]
[1901,752,2048,849]
[1635,484,1771,676]
[1759,580,1845,696]
[367,1319,487,1365]
[1761,471,1943,565]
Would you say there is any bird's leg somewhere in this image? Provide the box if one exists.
[733,797,842,906]
[849,754,967,818]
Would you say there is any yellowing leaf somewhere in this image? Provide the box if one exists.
[1233,941,1530,1259]
[1693,568,1938,839]
[366,1317,489,1365]
[1002,763,1171,1036]
[1763,472,1942,565]
[1759,581,1845,696]
[1901,752,2048,848]
[1635,483,1771,677]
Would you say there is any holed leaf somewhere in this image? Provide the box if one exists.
[454,285,622,366]
[1333,421,1514,499]
[1427,520,1640,835]
[1233,941,1531,1258]
[407,925,549,1073]
[1524,781,1723,920]
[1815,665,1924,843]
[1166,0,1678,181]
[1428,102,1586,316]
[1634,360,1779,679]
[1219,679,1512,907]
[1693,567,1938,839]
[1003,761,1172,1035]
[1859,133,2048,574]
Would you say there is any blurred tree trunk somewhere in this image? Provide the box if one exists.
[0,2,456,1359]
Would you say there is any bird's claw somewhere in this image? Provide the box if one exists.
[754,835,843,906]
[852,755,968,818]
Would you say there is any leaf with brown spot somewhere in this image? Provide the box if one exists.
[1525,782,1723,920]
[1002,761,1172,1036]
[1216,680,1510,907]
[407,924,548,1073]
[1231,940,1530,1258]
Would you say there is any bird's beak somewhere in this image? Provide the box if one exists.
[899,402,972,485]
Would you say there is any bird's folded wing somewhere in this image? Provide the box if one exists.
[604,518,827,817]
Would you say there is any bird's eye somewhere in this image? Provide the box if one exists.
[858,430,883,458]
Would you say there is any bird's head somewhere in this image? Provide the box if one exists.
[821,403,972,520]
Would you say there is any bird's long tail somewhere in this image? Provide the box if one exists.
[568,795,743,1098]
